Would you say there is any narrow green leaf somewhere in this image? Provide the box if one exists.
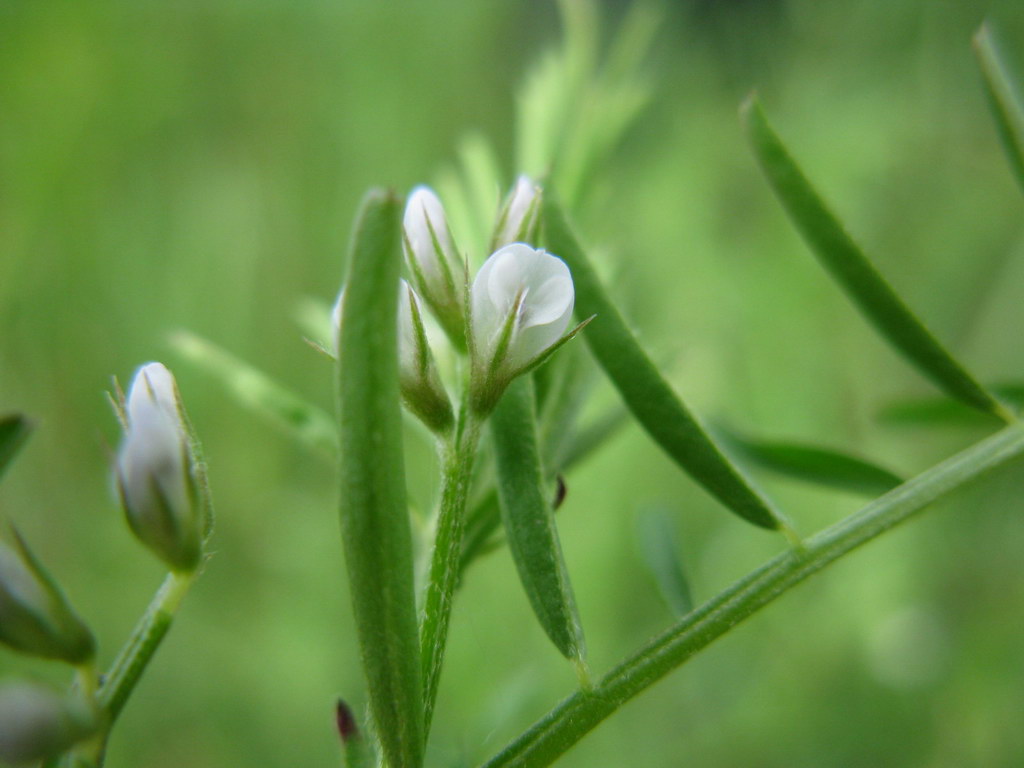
[878,382,1024,428]
[636,506,693,617]
[974,23,1024,194]
[543,196,785,531]
[491,377,586,662]
[0,414,33,480]
[458,403,628,579]
[741,96,1009,421]
[717,426,903,497]
[336,189,423,768]
[171,330,337,460]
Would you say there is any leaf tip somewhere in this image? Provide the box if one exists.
[972,20,992,51]
[739,89,760,117]
[335,698,359,744]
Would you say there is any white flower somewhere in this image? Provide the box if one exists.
[116,362,202,571]
[402,186,465,343]
[493,175,541,248]
[470,244,575,410]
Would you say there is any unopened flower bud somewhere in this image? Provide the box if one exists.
[398,280,454,433]
[332,282,453,434]
[492,175,541,249]
[0,681,99,765]
[0,530,95,664]
[402,186,466,346]
[470,243,577,413]
[115,362,204,572]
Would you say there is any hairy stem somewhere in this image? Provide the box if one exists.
[95,569,196,759]
[482,422,1024,768]
[420,415,483,737]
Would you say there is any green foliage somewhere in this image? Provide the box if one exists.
[336,190,424,768]
[717,426,903,497]
[516,0,656,210]
[483,422,1024,768]
[878,382,1024,427]
[171,330,337,460]
[636,506,693,618]
[974,23,1024,194]
[2,3,1024,768]
[543,195,786,531]
[741,96,1009,421]
[491,377,586,663]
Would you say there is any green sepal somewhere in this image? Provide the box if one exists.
[400,282,454,435]
[0,527,96,664]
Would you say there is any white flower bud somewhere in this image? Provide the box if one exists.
[115,362,204,572]
[470,243,576,412]
[402,186,466,346]
[332,282,453,434]
[0,530,95,663]
[493,175,541,248]
[0,681,98,764]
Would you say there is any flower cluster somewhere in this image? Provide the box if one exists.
[334,176,581,427]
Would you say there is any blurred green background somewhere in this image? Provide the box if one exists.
[3,1,1024,766]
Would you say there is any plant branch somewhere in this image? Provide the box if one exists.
[97,570,195,723]
[420,415,483,738]
[481,422,1024,768]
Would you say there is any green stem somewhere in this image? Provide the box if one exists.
[481,422,1024,768]
[97,570,196,729]
[420,414,483,738]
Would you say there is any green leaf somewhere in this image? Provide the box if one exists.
[716,426,903,497]
[0,414,33,481]
[543,196,786,531]
[170,330,337,460]
[458,403,628,579]
[336,189,424,768]
[974,23,1024,194]
[877,382,1024,428]
[636,506,693,617]
[741,96,1009,422]
[491,377,587,663]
